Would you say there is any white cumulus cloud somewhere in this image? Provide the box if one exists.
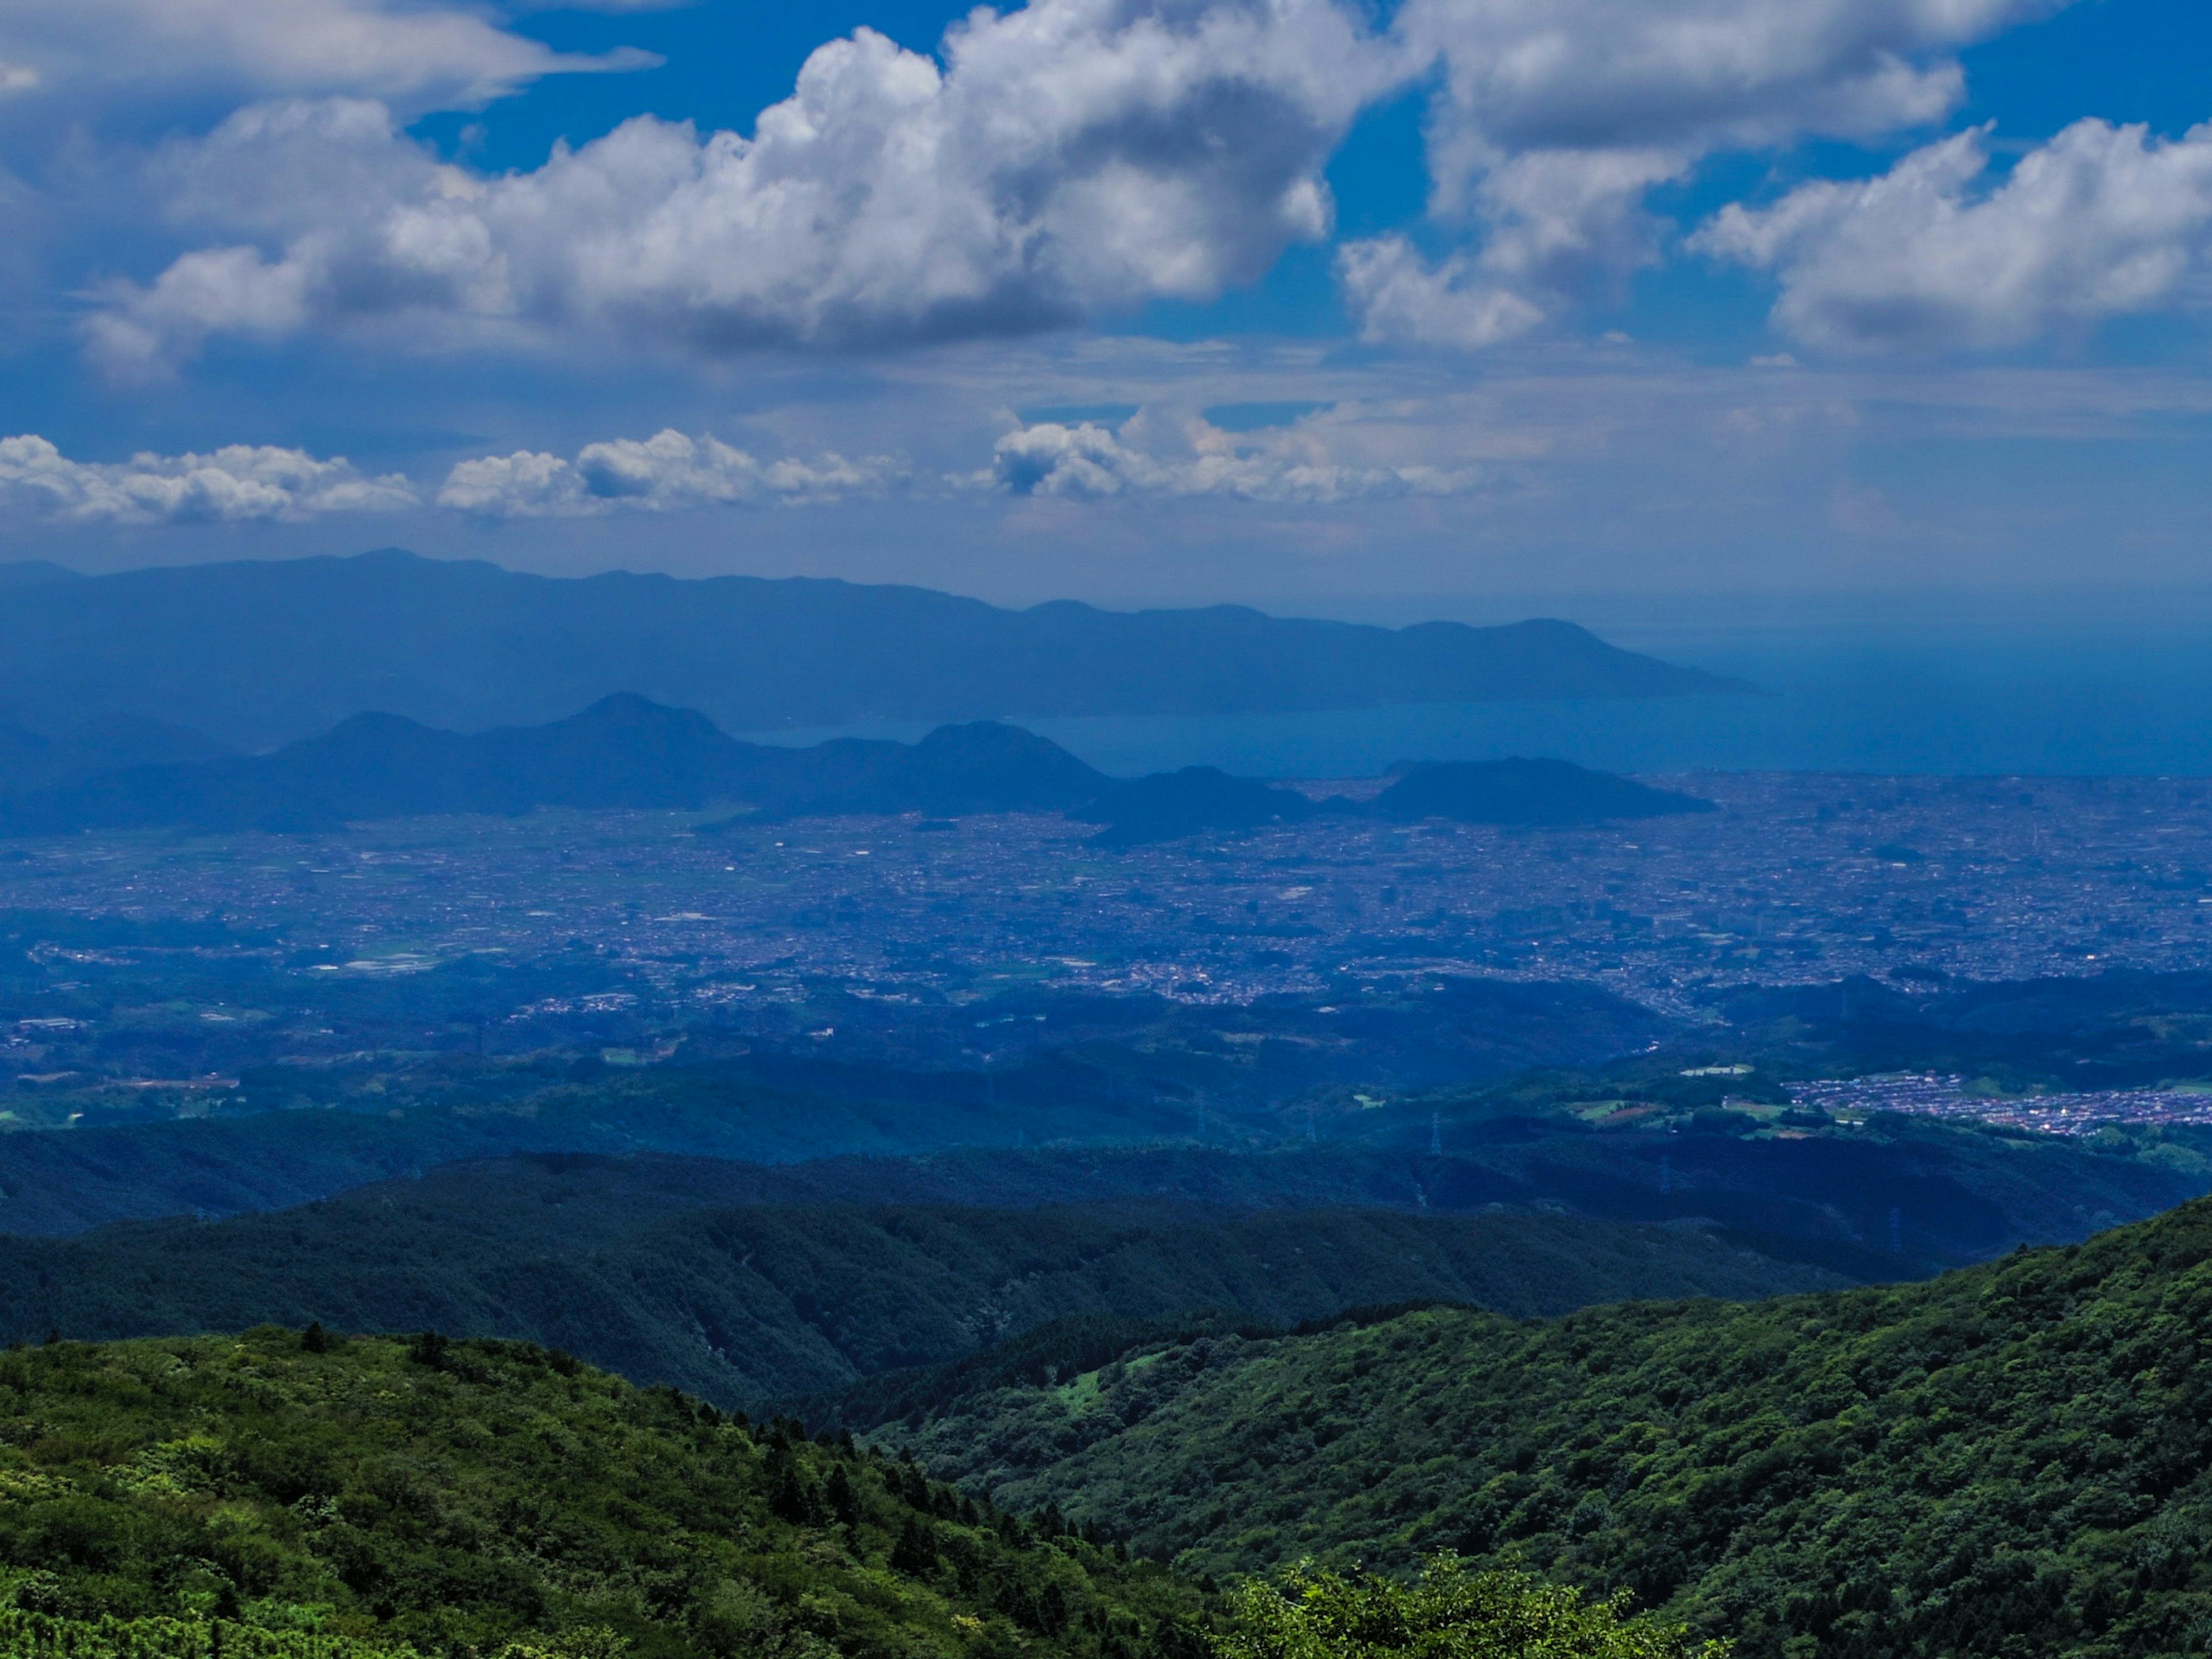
[1400,0,2050,182]
[438,430,905,517]
[1696,120,2212,350]
[91,0,1393,370]
[0,434,417,522]
[59,0,2107,369]
[988,408,1480,502]
[1338,0,2069,346]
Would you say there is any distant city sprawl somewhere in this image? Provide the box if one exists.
[1,772,2206,1029]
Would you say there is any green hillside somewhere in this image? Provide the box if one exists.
[0,1328,1204,1658]
[0,1179,1836,1404]
[880,1197,2212,1659]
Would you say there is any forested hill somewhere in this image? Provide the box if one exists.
[0,1190,1836,1405]
[880,1195,2212,1659]
[0,1329,1205,1659]
[0,550,1747,747]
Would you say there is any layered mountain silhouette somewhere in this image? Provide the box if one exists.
[0,695,1714,838]
[0,550,1751,747]
[0,699,1106,835]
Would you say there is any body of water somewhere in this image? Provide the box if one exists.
[743,623,2212,779]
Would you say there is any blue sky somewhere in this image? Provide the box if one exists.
[0,0,2208,611]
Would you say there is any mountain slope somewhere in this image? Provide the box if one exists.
[0,550,1749,747]
[0,1328,1203,1658]
[882,1197,2212,1659]
[0,1187,1840,1404]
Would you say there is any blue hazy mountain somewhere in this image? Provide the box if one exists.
[0,549,1750,747]
[1374,757,1715,824]
[0,699,1105,834]
[0,699,1718,838]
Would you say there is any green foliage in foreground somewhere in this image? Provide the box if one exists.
[0,1330,1203,1659]
[887,1196,2212,1659]
[0,1556,1719,1659]
[1221,1557,1723,1659]
[0,1606,423,1657]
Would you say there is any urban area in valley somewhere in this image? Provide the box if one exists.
[9,768,2212,1137]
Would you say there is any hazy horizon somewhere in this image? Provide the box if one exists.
[23,544,2212,638]
[2,0,2207,607]
[14,545,2212,779]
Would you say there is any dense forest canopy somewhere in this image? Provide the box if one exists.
[877,1196,2212,1659]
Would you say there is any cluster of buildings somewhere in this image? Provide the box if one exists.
[1791,1074,2212,1137]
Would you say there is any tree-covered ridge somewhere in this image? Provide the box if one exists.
[0,1192,1837,1407]
[0,1330,1203,1659]
[884,1195,2212,1659]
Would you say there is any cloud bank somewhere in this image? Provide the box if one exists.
[0,410,1496,527]
[0,435,416,522]
[438,430,904,517]
[988,410,1480,502]
[1698,120,2212,350]
[0,0,649,120]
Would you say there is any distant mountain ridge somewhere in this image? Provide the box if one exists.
[0,549,1750,747]
[0,695,1714,837]
[0,695,1721,837]
[0,699,1081,834]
